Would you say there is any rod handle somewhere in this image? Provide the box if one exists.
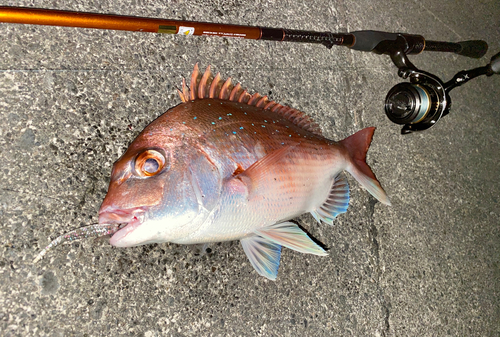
[455,40,488,58]
[349,30,425,55]
[425,40,488,58]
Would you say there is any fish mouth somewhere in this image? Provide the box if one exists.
[98,207,146,246]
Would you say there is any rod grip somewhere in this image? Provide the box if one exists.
[350,30,425,54]
[456,40,488,58]
[424,40,488,58]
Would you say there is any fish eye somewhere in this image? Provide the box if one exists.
[134,149,166,177]
[144,158,159,173]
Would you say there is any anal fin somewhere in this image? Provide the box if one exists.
[311,173,350,225]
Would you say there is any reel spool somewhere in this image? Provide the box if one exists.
[385,71,448,134]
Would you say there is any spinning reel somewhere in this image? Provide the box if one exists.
[353,33,500,134]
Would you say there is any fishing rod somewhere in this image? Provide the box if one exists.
[1,6,499,134]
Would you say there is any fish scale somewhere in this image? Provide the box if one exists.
[173,99,332,176]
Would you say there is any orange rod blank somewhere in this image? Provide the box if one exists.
[0,6,263,39]
[1,5,487,56]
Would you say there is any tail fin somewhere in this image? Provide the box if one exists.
[341,127,391,205]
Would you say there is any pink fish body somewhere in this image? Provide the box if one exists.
[98,65,390,279]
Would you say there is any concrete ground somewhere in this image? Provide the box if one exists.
[1,0,499,336]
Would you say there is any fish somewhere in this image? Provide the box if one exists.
[36,64,391,280]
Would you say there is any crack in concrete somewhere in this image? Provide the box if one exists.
[367,197,391,336]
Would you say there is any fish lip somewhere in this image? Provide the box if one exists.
[98,206,146,226]
[98,207,147,246]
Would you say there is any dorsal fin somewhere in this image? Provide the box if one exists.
[177,64,322,136]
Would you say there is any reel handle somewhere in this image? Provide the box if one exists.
[488,51,500,75]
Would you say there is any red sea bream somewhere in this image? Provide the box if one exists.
[97,64,391,280]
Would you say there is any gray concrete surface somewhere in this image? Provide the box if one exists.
[1,0,499,336]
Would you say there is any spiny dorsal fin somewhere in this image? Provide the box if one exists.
[177,64,322,136]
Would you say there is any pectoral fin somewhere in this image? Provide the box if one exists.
[234,145,294,195]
